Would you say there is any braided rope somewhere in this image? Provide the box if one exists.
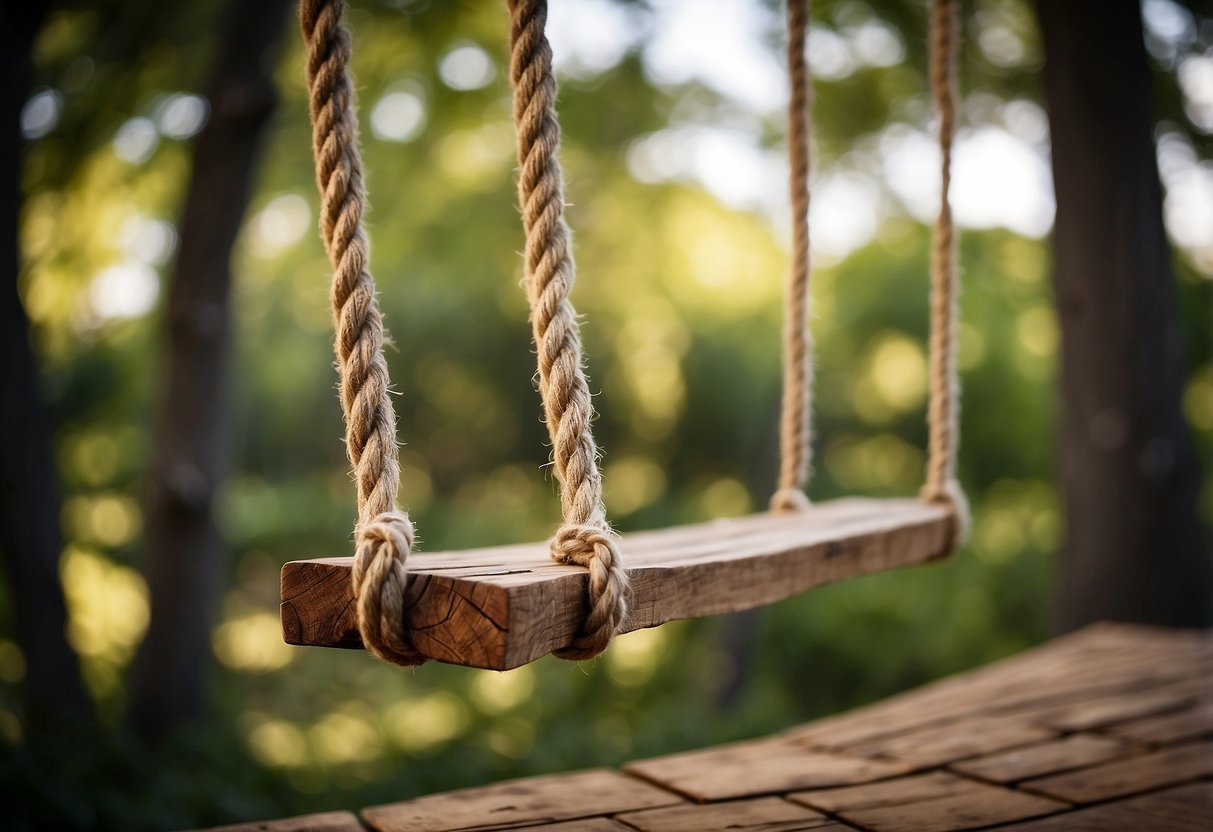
[507,0,628,660]
[771,0,813,514]
[922,0,970,544]
[301,0,423,666]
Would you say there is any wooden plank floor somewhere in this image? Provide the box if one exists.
[199,622,1213,832]
[281,498,953,669]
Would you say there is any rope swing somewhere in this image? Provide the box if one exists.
[301,0,421,667]
[290,0,968,670]
[507,0,629,660]
[921,0,971,546]
[771,0,814,514]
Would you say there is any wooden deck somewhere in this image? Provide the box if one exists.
[200,622,1213,832]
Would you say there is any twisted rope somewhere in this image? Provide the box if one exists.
[771,0,813,514]
[301,0,423,666]
[507,0,628,660]
[922,0,970,544]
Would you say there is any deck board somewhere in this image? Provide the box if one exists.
[623,737,910,801]
[615,797,834,831]
[835,785,1067,832]
[1020,740,1213,804]
[281,498,953,669]
[360,769,680,832]
[188,812,365,832]
[949,734,1130,783]
[195,623,1213,832]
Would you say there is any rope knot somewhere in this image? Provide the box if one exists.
[352,510,425,667]
[550,522,628,661]
[550,522,613,567]
[769,487,811,513]
[920,478,970,553]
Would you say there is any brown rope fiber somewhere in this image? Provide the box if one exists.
[301,0,423,666]
[922,0,969,543]
[507,0,628,660]
[771,0,813,513]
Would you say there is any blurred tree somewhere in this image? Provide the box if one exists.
[2,1,1211,828]
[1034,0,1211,631]
[0,0,91,724]
[128,0,293,740]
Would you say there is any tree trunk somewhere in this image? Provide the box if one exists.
[0,0,93,724]
[128,0,291,741]
[1033,0,1210,632]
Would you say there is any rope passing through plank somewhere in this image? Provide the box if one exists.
[771,0,814,514]
[507,0,629,660]
[922,0,970,546]
[300,0,423,666]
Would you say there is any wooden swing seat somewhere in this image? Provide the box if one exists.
[281,497,955,670]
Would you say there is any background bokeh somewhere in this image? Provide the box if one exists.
[3,0,1212,828]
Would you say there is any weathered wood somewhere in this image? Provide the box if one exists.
[624,737,909,802]
[787,622,1210,754]
[282,498,953,669]
[1035,678,1209,732]
[837,785,1067,832]
[184,625,1213,832]
[360,769,681,832]
[502,822,632,832]
[950,735,1130,783]
[789,772,984,813]
[616,797,832,831]
[1110,700,1213,745]
[846,715,1055,768]
[986,781,1213,831]
[1109,781,1213,832]
[1021,740,1213,804]
[190,812,365,832]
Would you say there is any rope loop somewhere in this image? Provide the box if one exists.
[507,0,629,660]
[920,479,970,552]
[550,522,629,661]
[770,486,812,514]
[352,511,425,666]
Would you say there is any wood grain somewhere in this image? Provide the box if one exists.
[789,772,984,813]
[189,812,365,832]
[1108,700,1213,745]
[360,769,680,832]
[786,622,1211,753]
[950,735,1130,783]
[846,715,1055,768]
[985,781,1213,831]
[1021,741,1213,804]
[282,498,953,669]
[500,822,632,832]
[1035,677,1209,732]
[624,737,909,802]
[837,786,1067,832]
[615,797,832,831]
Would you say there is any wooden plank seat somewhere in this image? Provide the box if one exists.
[196,623,1213,832]
[280,498,955,670]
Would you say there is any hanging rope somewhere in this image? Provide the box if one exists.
[301,0,423,667]
[771,0,813,513]
[922,0,970,544]
[507,0,628,660]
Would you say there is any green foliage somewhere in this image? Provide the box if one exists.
[3,1,1210,830]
